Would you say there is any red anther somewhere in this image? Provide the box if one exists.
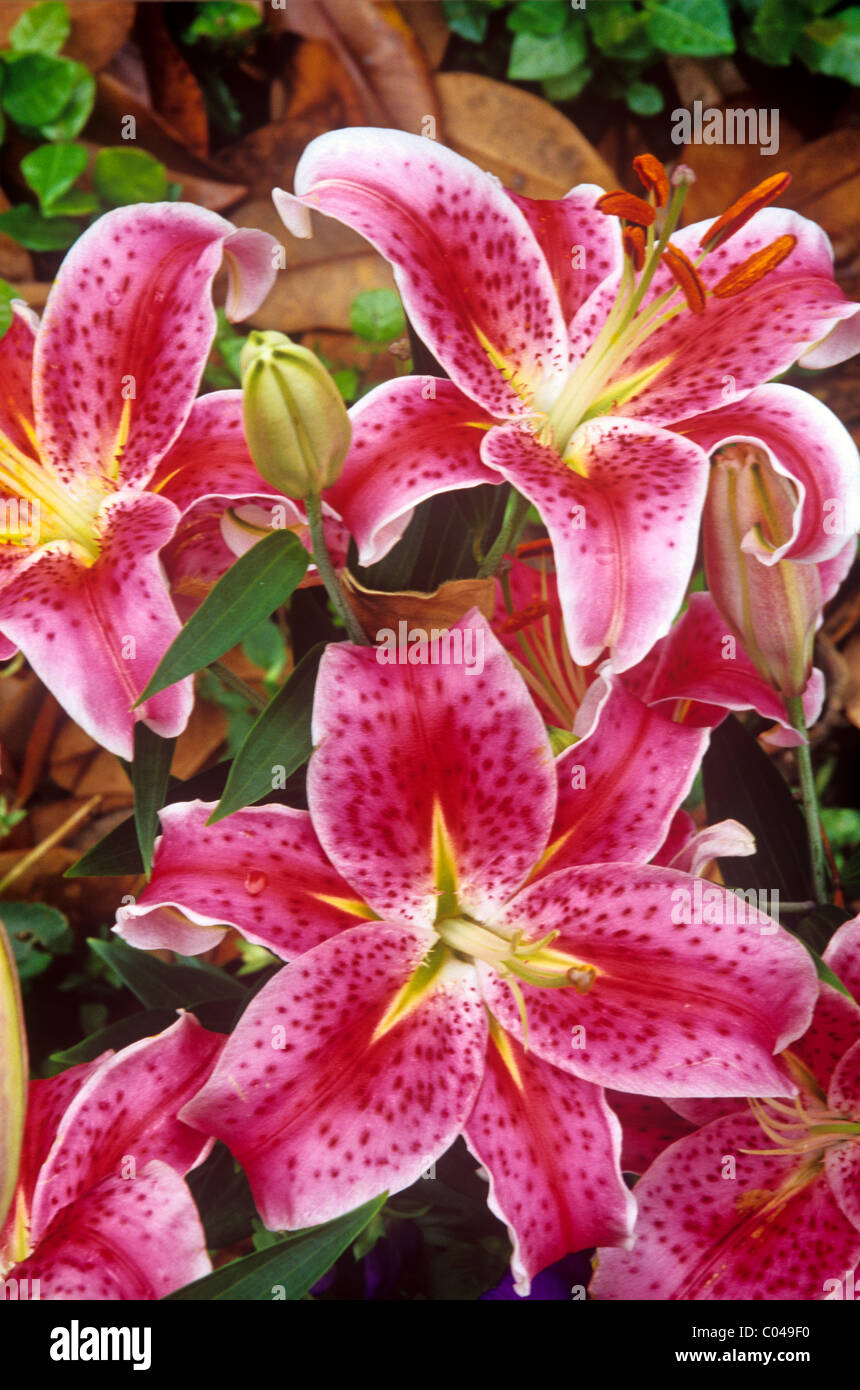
[632,154,670,209]
[623,226,646,272]
[663,243,707,314]
[712,234,797,297]
[700,171,792,251]
[595,191,657,227]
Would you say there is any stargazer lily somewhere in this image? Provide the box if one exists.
[0,1013,222,1299]
[114,613,816,1292]
[273,134,859,671]
[0,204,277,757]
[591,916,860,1301]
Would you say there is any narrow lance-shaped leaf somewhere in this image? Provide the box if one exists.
[164,1193,387,1300]
[211,643,325,823]
[132,723,176,875]
[0,916,27,1233]
[88,937,245,1011]
[137,531,308,704]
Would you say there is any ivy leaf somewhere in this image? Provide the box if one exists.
[748,0,805,64]
[9,1,69,55]
[37,62,95,140]
[349,288,406,343]
[3,901,72,981]
[626,79,664,113]
[645,0,736,55]
[1,52,78,125]
[165,1194,387,1300]
[507,2,570,36]
[0,204,80,250]
[20,141,87,212]
[93,148,168,206]
[800,8,860,82]
[542,63,593,100]
[137,531,308,704]
[508,25,588,79]
[0,279,16,341]
[211,643,324,822]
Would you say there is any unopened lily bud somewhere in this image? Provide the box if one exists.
[704,444,822,698]
[240,330,350,497]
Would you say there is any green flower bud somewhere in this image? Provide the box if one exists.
[240,330,351,498]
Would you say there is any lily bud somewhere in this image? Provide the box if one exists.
[703,444,822,699]
[240,330,351,498]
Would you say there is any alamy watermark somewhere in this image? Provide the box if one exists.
[374,622,485,676]
[671,881,779,932]
[671,100,779,156]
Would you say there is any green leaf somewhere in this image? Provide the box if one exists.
[37,62,95,140]
[65,813,144,878]
[87,938,245,1011]
[93,147,168,206]
[137,531,308,704]
[508,25,588,79]
[0,204,80,250]
[588,2,656,60]
[4,902,73,981]
[132,724,176,876]
[0,278,16,341]
[542,62,593,100]
[332,367,359,402]
[165,1194,386,1300]
[1,51,78,124]
[48,1008,177,1072]
[645,0,736,55]
[211,643,324,822]
[800,8,860,81]
[9,1,69,55]
[349,287,406,343]
[241,618,287,685]
[748,0,804,64]
[507,1,570,36]
[794,903,854,959]
[442,0,492,43]
[626,79,664,114]
[0,917,26,1231]
[702,714,814,901]
[43,187,98,217]
[183,0,262,44]
[20,140,87,212]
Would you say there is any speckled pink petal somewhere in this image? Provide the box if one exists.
[150,390,290,515]
[0,490,192,760]
[483,863,817,1098]
[591,1111,860,1300]
[29,1012,221,1247]
[605,1090,695,1174]
[826,1038,860,1232]
[789,982,860,1096]
[0,305,37,456]
[659,820,755,877]
[679,384,860,565]
[602,208,857,426]
[116,800,372,960]
[180,924,487,1230]
[509,186,622,329]
[34,204,277,488]
[325,377,499,566]
[11,1161,210,1300]
[308,612,556,925]
[823,913,860,1003]
[800,304,860,368]
[628,591,824,741]
[280,129,570,416]
[541,673,708,876]
[481,419,708,670]
[651,808,697,867]
[464,1027,634,1295]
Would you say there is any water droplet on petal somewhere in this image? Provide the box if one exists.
[106,288,123,307]
[244,871,268,896]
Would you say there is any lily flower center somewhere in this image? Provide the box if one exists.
[743,1051,860,1162]
[0,426,109,562]
[537,163,796,460]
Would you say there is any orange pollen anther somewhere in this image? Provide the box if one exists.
[700,171,792,250]
[633,154,670,208]
[500,600,552,634]
[595,190,656,227]
[516,538,554,560]
[663,243,707,314]
[711,234,797,298]
[623,225,646,271]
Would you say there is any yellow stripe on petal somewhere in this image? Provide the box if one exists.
[309,893,377,920]
[487,1012,524,1091]
[372,939,450,1043]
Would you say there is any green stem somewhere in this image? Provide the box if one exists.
[477,490,532,579]
[305,491,367,645]
[785,695,828,905]
[209,661,267,712]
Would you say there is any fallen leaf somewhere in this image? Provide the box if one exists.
[139,2,209,159]
[285,38,366,125]
[0,2,133,71]
[399,0,449,71]
[342,573,496,639]
[437,72,615,197]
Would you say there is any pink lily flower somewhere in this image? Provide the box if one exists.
[273,134,858,671]
[591,916,860,1300]
[113,613,816,1292]
[0,205,277,758]
[495,551,824,746]
[0,1013,222,1299]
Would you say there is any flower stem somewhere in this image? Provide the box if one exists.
[785,695,828,905]
[208,660,267,712]
[478,490,531,579]
[305,491,367,645]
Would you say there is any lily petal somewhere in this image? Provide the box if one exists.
[605,1090,695,1175]
[542,673,708,874]
[464,1024,635,1295]
[824,914,860,1002]
[280,129,570,416]
[827,1038,860,1232]
[326,377,499,566]
[150,390,289,516]
[116,800,371,960]
[11,1160,211,1300]
[483,864,817,1098]
[0,490,192,759]
[35,204,277,488]
[509,186,622,328]
[591,1111,860,1300]
[481,418,708,670]
[308,612,556,924]
[180,924,487,1230]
